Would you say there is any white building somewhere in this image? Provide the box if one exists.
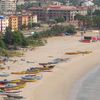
[51,1,63,6]
[82,1,94,7]
[0,16,9,33]
[0,0,17,14]
[32,15,38,23]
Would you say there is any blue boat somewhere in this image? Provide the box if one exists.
[21,74,42,80]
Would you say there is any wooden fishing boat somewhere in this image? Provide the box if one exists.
[0,72,9,77]
[78,51,92,54]
[65,52,80,55]
[11,79,24,83]
[11,70,40,75]
[5,90,21,94]
[21,74,42,82]
[0,82,26,90]
[21,75,42,80]
[0,79,24,84]
[29,65,55,72]
[6,94,24,99]
[0,88,21,94]
[65,51,92,55]
[0,67,5,70]
[0,89,21,95]
[0,79,11,84]
[21,79,36,82]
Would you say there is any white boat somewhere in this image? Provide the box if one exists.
[21,74,42,80]
[0,72,9,77]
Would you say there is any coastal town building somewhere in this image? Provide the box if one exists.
[18,15,29,28]
[9,16,18,31]
[51,1,63,6]
[0,14,38,31]
[29,5,88,22]
[0,16,9,33]
[28,15,38,24]
[0,0,17,14]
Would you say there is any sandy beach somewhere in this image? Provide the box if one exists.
[0,31,100,100]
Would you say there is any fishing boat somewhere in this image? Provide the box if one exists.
[39,63,55,68]
[0,82,26,90]
[0,90,20,96]
[21,74,42,82]
[0,72,9,77]
[29,65,55,72]
[6,83,26,90]
[11,79,24,83]
[0,89,21,94]
[11,70,40,75]
[22,75,42,80]
[0,67,5,70]
[0,79,11,84]
[6,94,24,99]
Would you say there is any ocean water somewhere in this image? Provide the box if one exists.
[71,65,100,100]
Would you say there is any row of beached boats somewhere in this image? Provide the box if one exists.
[0,75,42,99]
[0,63,55,99]
[11,64,55,75]
[0,58,70,99]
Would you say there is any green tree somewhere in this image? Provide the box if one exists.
[4,27,13,45]
[55,17,65,23]
[0,39,6,49]
[66,25,76,34]
[93,10,100,16]
[12,31,28,47]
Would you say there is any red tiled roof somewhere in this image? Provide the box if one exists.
[29,5,88,11]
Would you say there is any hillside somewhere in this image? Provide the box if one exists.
[57,0,100,6]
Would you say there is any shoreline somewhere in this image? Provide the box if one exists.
[69,64,100,100]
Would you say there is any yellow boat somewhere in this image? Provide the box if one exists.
[11,70,40,75]
[22,79,37,82]
[11,79,24,83]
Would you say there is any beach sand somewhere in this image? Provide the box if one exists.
[0,32,100,100]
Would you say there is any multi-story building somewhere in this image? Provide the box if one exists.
[0,0,16,14]
[9,16,18,31]
[18,15,29,29]
[28,15,38,24]
[29,7,46,21]
[0,16,9,33]
[29,5,88,22]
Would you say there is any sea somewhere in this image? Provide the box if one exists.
[70,65,100,100]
